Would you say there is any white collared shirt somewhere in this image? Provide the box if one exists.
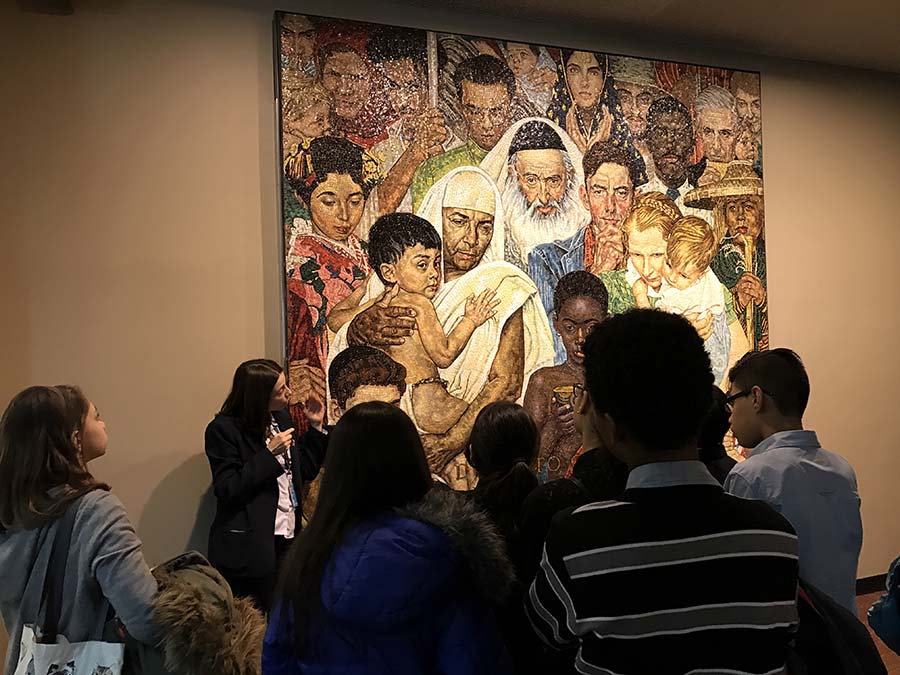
[270,416,296,539]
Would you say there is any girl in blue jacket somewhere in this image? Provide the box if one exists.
[263,401,515,675]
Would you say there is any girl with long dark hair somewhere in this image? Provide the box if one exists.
[466,401,539,549]
[263,402,514,674]
[204,358,326,612]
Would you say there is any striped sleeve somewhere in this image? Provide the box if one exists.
[524,536,579,648]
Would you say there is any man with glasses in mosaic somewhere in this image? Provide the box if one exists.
[411,54,515,210]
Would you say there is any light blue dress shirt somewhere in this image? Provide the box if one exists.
[626,460,723,490]
[724,430,862,613]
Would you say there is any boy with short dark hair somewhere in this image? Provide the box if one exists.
[327,345,408,420]
[724,348,862,613]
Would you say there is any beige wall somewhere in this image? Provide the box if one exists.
[3,0,900,652]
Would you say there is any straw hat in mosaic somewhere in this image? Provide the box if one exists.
[684,160,763,210]
[608,56,667,98]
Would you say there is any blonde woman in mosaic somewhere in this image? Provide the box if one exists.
[598,192,750,382]
[634,215,731,383]
[597,191,681,315]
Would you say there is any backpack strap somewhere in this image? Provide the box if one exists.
[38,501,79,643]
[568,475,590,500]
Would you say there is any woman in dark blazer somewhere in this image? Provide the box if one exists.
[204,358,327,612]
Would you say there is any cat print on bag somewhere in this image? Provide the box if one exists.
[40,661,114,675]
[46,661,76,675]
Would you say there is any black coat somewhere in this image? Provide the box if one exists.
[518,447,628,582]
[787,580,887,675]
[204,409,327,580]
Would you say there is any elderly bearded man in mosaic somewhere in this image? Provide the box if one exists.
[479,118,591,271]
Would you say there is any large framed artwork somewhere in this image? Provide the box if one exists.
[276,12,766,495]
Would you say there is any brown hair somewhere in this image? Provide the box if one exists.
[730,71,760,97]
[582,142,640,190]
[0,385,108,530]
[729,348,809,418]
[328,345,407,410]
[667,216,718,272]
[621,191,681,248]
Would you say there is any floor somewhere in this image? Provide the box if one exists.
[857,592,900,673]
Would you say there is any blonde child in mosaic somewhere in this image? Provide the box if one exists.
[281,81,332,153]
[634,215,731,383]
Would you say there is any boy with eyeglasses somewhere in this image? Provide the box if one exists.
[724,348,862,613]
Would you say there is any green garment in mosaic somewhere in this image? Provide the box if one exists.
[598,269,738,324]
[411,140,489,212]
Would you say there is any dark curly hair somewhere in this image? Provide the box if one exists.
[453,54,516,101]
[582,309,713,452]
[368,213,441,284]
[582,141,641,191]
[366,25,426,65]
[328,345,407,410]
[646,95,693,137]
[283,136,372,207]
[553,271,609,315]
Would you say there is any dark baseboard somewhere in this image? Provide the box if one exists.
[857,574,887,596]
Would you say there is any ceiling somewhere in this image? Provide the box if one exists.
[437,0,900,75]
[15,0,900,75]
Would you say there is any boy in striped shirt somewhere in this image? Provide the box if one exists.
[526,309,798,675]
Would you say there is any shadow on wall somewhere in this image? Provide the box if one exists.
[138,453,215,564]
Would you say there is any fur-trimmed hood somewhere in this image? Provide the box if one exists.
[318,488,516,630]
[398,487,516,605]
[150,552,266,675]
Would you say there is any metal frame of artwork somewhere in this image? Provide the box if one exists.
[275,11,766,497]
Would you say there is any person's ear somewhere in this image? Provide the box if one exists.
[71,429,81,451]
[751,385,766,414]
[579,184,590,211]
[328,399,343,422]
[599,411,621,446]
[576,387,592,417]
[552,311,561,336]
[379,263,398,285]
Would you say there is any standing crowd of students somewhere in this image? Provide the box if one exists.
[1,308,876,674]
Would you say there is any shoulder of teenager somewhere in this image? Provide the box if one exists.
[74,490,159,643]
